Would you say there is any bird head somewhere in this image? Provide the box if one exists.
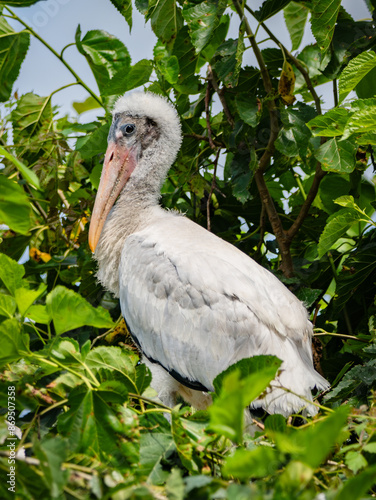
[89,92,182,252]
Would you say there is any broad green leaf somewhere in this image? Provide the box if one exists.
[209,356,282,443]
[165,468,184,500]
[172,26,200,94]
[223,447,281,479]
[11,92,53,143]
[33,437,69,499]
[14,285,47,317]
[311,0,342,54]
[235,94,259,127]
[284,2,309,51]
[0,146,41,190]
[356,66,376,99]
[171,407,198,472]
[254,0,291,22]
[342,100,376,139]
[345,450,367,473]
[46,285,115,335]
[272,406,349,468]
[57,387,127,458]
[324,359,376,403]
[146,0,183,46]
[154,43,179,84]
[0,175,32,235]
[275,103,315,158]
[214,34,245,88]
[102,59,153,96]
[75,122,110,159]
[0,318,30,368]
[314,137,357,173]
[227,148,256,204]
[339,51,376,103]
[333,244,376,314]
[85,346,141,394]
[25,304,50,324]
[317,208,363,258]
[0,294,16,318]
[307,108,349,137]
[75,26,131,94]
[72,96,102,115]
[334,195,360,210]
[182,0,227,53]
[139,432,175,484]
[201,14,230,62]
[0,17,29,102]
[0,253,25,295]
[334,465,376,500]
[109,0,132,30]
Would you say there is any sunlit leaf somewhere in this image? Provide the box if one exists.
[314,137,357,173]
[307,108,349,137]
[0,175,32,235]
[311,0,342,54]
[284,2,309,51]
[339,51,376,103]
[0,17,29,102]
[0,318,30,368]
[317,208,363,257]
[109,0,133,30]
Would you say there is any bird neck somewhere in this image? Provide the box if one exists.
[93,146,171,297]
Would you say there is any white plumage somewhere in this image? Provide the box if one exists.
[89,92,329,417]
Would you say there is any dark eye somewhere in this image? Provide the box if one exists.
[121,123,136,136]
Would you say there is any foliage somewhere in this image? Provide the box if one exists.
[0,0,376,498]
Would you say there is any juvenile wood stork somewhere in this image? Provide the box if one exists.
[89,92,329,417]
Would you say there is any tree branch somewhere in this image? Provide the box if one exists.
[244,4,322,115]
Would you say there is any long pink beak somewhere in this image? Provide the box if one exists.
[89,141,137,252]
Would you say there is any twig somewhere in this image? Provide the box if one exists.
[184,133,224,148]
[207,65,235,128]
[207,150,220,232]
[244,4,322,114]
[205,76,215,149]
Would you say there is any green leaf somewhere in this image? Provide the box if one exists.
[342,100,376,139]
[314,137,357,173]
[85,346,145,394]
[46,285,115,335]
[14,284,47,316]
[139,432,175,484]
[214,34,245,88]
[102,59,153,96]
[317,208,363,258]
[33,437,69,498]
[75,122,110,159]
[355,66,376,99]
[171,407,198,472]
[223,446,281,479]
[0,318,30,368]
[0,175,32,234]
[154,42,180,85]
[0,294,16,318]
[339,51,376,103]
[25,304,50,324]
[307,108,349,137]
[57,387,127,458]
[165,468,184,500]
[146,0,183,46]
[0,17,29,102]
[209,356,282,443]
[72,96,102,115]
[0,253,25,295]
[171,26,200,94]
[235,94,259,127]
[272,406,350,468]
[275,103,315,158]
[334,465,376,500]
[109,0,132,30]
[75,26,131,94]
[227,148,256,204]
[345,450,367,473]
[0,146,41,190]
[182,0,227,53]
[12,92,53,143]
[254,0,291,22]
[284,2,309,51]
[311,0,342,54]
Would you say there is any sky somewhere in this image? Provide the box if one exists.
[6,0,371,121]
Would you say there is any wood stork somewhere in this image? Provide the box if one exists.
[89,92,329,417]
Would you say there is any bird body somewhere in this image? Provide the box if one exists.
[89,92,329,417]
